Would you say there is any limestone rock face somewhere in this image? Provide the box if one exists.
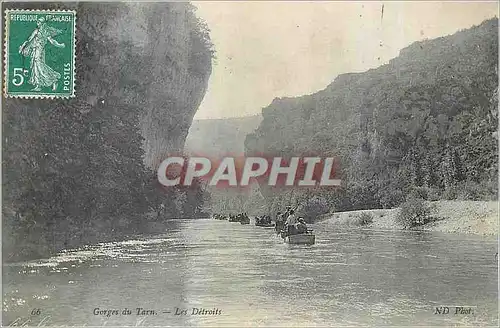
[246,18,498,213]
[89,2,213,168]
[2,2,213,260]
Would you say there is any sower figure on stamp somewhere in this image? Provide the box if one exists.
[19,17,65,92]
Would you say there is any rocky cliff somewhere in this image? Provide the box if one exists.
[245,18,498,216]
[2,2,213,261]
[72,2,213,168]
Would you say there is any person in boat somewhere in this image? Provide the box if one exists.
[296,218,308,234]
[285,209,298,236]
[275,212,283,232]
[281,207,289,223]
[279,207,291,237]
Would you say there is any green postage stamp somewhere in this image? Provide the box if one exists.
[4,9,76,98]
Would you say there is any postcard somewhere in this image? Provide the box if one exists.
[2,1,498,327]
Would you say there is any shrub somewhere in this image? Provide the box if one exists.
[396,196,432,229]
[354,212,374,226]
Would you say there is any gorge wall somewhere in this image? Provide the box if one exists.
[2,2,213,261]
[245,18,498,217]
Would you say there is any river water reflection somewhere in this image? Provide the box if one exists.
[2,219,498,326]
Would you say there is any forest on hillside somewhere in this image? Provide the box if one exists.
[245,18,498,219]
[2,2,213,261]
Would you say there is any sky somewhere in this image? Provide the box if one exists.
[192,1,498,119]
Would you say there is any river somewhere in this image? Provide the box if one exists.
[2,218,498,327]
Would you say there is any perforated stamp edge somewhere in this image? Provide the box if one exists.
[3,9,77,99]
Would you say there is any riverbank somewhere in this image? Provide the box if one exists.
[2,214,182,263]
[317,201,498,236]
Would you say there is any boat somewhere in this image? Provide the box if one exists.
[255,216,274,227]
[284,232,315,245]
[255,222,275,227]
